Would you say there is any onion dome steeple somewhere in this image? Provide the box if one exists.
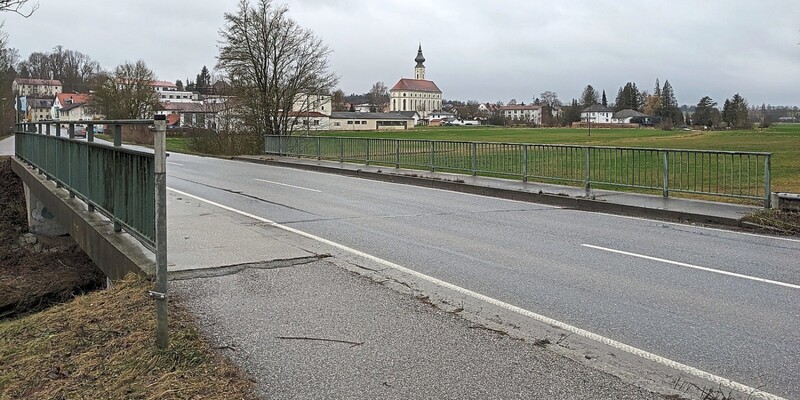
[415,44,426,68]
[414,43,426,80]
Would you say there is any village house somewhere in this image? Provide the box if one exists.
[151,80,200,103]
[581,104,614,124]
[12,78,62,97]
[499,104,543,125]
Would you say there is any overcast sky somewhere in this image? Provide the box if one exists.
[4,0,799,106]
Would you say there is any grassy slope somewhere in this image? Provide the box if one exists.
[0,275,256,399]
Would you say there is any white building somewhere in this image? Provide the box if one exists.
[12,78,62,97]
[499,104,543,125]
[612,109,649,124]
[581,104,614,124]
[151,80,199,103]
[389,45,443,118]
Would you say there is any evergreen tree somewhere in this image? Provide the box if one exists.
[693,96,719,128]
[580,85,599,107]
[601,90,607,107]
[614,82,641,112]
[560,99,582,126]
[726,93,750,129]
[175,79,184,91]
[722,99,733,126]
[659,80,682,124]
[196,65,211,94]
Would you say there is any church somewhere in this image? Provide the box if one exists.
[389,45,442,119]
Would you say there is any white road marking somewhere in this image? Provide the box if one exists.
[583,244,799,290]
[254,178,321,193]
[167,186,785,400]
[167,162,184,166]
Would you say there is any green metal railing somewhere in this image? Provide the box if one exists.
[265,135,772,207]
[15,120,156,250]
[16,118,171,349]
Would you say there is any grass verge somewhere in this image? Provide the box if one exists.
[742,210,800,236]
[0,274,256,399]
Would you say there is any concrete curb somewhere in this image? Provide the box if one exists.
[233,156,745,227]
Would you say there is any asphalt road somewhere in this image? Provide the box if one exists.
[168,152,796,398]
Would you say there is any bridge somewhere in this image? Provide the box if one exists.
[5,122,798,399]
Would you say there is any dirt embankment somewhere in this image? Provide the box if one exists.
[0,157,105,318]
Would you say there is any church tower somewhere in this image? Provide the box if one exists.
[414,44,426,80]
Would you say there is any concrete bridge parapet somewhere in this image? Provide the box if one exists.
[11,157,155,280]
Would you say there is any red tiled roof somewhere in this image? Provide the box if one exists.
[390,78,441,93]
[14,78,62,86]
[56,93,91,106]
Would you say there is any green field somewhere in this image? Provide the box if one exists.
[318,125,800,194]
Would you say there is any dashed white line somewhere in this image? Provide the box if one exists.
[583,244,799,290]
[254,178,321,192]
[167,187,785,400]
[167,162,184,166]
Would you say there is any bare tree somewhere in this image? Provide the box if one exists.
[0,0,38,17]
[367,81,389,112]
[17,46,101,92]
[90,60,158,119]
[216,0,337,137]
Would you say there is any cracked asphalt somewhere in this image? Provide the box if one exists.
[172,260,660,399]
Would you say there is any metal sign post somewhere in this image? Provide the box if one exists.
[151,115,168,348]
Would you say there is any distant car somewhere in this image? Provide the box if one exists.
[74,124,87,138]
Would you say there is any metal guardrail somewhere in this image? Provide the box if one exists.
[265,135,772,207]
[15,118,170,349]
[15,120,157,249]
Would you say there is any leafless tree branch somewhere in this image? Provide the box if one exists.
[0,0,39,18]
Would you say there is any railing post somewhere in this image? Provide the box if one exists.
[395,140,400,168]
[113,124,122,232]
[68,123,75,139]
[471,142,477,176]
[87,123,94,142]
[764,155,771,208]
[45,123,51,136]
[522,144,528,182]
[316,137,321,160]
[585,147,591,197]
[430,141,435,172]
[114,124,122,147]
[87,124,95,212]
[339,138,344,162]
[663,151,669,198]
[365,139,370,165]
[152,114,169,349]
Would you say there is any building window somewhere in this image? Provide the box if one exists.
[361,121,367,124]
[347,121,353,125]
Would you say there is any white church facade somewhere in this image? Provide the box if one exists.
[389,45,442,119]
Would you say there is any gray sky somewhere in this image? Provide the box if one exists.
[4,0,799,106]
